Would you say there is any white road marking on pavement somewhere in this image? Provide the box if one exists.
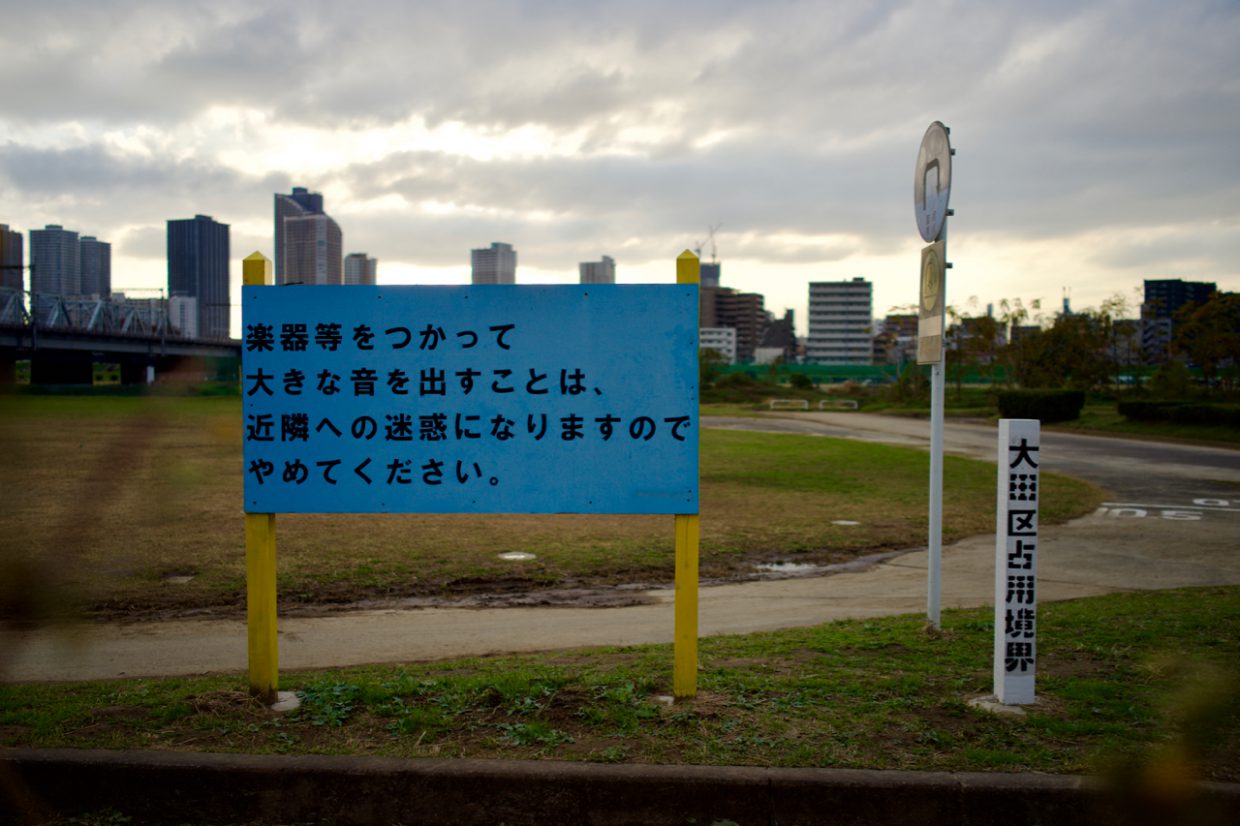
[1101,502,1240,513]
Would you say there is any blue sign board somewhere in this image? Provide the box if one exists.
[242,284,698,514]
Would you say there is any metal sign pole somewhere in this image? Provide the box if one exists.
[913,121,953,631]
[927,217,947,629]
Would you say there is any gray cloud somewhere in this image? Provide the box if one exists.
[0,0,1235,313]
[0,142,287,254]
[1088,222,1240,274]
[117,225,166,260]
[333,132,908,226]
[119,223,271,265]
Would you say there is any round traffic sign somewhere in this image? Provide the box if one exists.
[914,122,952,242]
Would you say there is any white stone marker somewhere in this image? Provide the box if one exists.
[994,419,1040,705]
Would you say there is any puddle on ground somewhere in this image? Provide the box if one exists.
[754,561,821,574]
[162,574,196,585]
[497,551,537,561]
[753,549,912,580]
[831,520,861,526]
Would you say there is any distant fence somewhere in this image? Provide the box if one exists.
[765,399,858,412]
[721,363,901,385]
[717,362,1169,387]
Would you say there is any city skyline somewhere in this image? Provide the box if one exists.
[0,1,1236,338]
[0,217,1226,332]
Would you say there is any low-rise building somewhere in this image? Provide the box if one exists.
[700,327,737,364]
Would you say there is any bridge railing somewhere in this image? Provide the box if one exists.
[0,287,28,327]
[0,287,181,338]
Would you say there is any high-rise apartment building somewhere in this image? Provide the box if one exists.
[1142,278,1216,319]
[471,242,517,284]
[579,255,615,284]
[283,213,343,285]
[29,224,81,296]
[700,284,766,364]
[28,224,81,325]
[807,278,873,365]
[0,224,22,290]
[700,262,721,289]
[717,289,766,364]
[79,236,111,297]
[1140,278,1218,364]
[168,214,231,339]
[274,187,341,285]
[344,253,378,285]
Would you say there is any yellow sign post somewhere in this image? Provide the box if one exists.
[674,249,701,699]
[243,252,278,704]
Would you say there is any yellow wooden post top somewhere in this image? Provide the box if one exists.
[243,252,272,286]
[676,250,700,285]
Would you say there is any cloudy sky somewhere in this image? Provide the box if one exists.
[2,0,1237,337]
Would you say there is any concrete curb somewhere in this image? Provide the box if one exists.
[3,749,1238,825]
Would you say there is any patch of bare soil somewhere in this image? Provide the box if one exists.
[73,545,919,623]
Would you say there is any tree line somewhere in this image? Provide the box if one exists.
[944,291,1239,396]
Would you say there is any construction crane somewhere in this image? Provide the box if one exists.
[706,222,722,263]
[691,223,724,262]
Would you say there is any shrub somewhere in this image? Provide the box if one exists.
[717,371,764,388]
[1149,360,1193,398]
[1118,400,1240,428]
[701,369,777,404]
[996,389,1085,423]
[1116,401,1176,422]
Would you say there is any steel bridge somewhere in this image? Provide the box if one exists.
[0,287,240,385]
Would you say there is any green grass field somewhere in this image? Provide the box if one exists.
[2,587,1236,782]
[0,395,1102,620]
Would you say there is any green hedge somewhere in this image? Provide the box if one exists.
[11,381,241,398]
[996,390,1085,423]
[1118,401,1240,428]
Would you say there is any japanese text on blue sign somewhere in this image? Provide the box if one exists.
[242,285,699,514]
